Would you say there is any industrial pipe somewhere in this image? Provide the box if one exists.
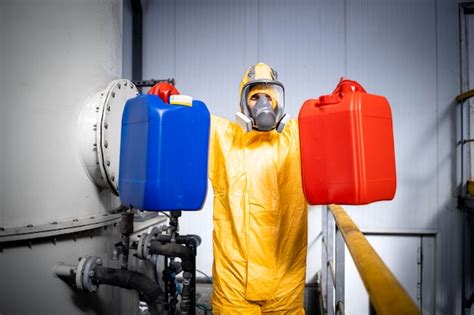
[149,240,197,315]
[93,266,163,305]
[154,234,201,249]
[149,241,195,271]
[54,257,165,315]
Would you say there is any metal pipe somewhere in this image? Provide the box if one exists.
[53,263,76,278]
[327,206,335,315]
[317,272,326,315]
[321,205,328,315]
[329,205,421,315]
[133,79,176,88]
[153,234,202,248]
[53,259,166,314]
[149,239,197,315]
[335,226,345,314]
[130,0,143,81]
[328,259,336,288]
[120,211,134,270]
[176,276,212,284]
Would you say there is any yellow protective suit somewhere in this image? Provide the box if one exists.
[209,114,308,314]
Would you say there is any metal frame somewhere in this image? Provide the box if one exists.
[321,205,421,315]
[458,4,474,314]
[321,205,345,315]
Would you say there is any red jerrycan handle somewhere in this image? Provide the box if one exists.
[148,82,180,103]
[317,78,367,106]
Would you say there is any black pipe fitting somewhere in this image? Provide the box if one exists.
[120,211,134,269]
[120,211,135,235]
[149,240,197,315]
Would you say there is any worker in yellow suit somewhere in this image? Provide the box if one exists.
[209,62,308,314]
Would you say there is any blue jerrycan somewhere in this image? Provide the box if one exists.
[118,94,210,211]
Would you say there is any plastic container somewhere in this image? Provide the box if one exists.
[119,94,210,211]
[298,79,396,205]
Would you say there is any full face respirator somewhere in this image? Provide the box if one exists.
[236,63,289,133]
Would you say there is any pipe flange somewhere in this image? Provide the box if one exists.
[136,233,148,259]
[137,227,161,260]
[143,232,153,259]
[149,226,161,237]
[75,256,103,292]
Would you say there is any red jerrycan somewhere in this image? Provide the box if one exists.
[298,79,396,205]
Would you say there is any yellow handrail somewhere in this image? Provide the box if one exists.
[329,204,421,315]
[456,88,474,102]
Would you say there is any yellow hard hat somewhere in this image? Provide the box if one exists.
[237,62,286,132]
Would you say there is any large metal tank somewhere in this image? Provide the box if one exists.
[0,0,123,227]
[0,1,155,313]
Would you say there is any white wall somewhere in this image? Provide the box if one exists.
[134,0,462,312]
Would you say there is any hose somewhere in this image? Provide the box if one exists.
[93,266,165,313]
